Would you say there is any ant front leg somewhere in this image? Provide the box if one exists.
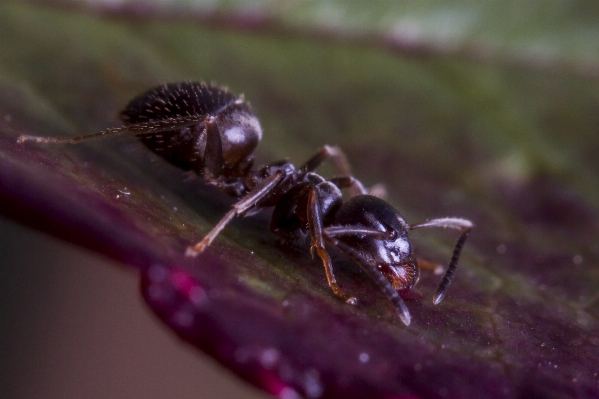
[322,226,413,326]
[306,186,357,305]
[185,172,284,257]
[410,217,473,305]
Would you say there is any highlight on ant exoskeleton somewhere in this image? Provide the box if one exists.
[18,82,473,325]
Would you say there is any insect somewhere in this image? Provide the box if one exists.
[18,82,473,325]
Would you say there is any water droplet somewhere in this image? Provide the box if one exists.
[279,387,301,399]
[496,244,507,254]
[172,308,193,327]
[234,347,250,363]
[148,264,168,282]
[359,352,370,363]
[303,368,323,398]
[147,284,166,301]
[189,286,207,306]
[259,348,280,368]
[346,297,358,306]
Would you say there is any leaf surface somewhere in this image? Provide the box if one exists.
[1,2,599,399]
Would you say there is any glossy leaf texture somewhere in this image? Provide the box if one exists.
[1,2,599,399]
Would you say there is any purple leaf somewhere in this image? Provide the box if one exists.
[2,2,599,399]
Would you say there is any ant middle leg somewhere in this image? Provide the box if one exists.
[185,172,284,257]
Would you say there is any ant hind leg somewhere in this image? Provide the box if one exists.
[185,172,284,257]
[18,115,207,145]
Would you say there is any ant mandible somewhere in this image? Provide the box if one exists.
[18,82,473,325]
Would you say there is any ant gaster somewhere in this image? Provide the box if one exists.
[18,82,473,325]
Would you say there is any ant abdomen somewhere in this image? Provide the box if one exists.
[120,82,262,177]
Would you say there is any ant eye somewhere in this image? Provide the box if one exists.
[385,228,397,240]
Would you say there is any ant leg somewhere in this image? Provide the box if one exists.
[367,183,387,199]
[410,218,473,305]
[301,146,381,197]
[185,172,284,257]
[330,177,387,198]
[322,228,412,326]
[17,115,206,144]
[329,176,368,196]
[306,186,357,304]
[301,145,351,175]
[416,258,443,274]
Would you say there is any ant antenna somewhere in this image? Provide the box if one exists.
[410,217,473,305]
[433,228,471,304]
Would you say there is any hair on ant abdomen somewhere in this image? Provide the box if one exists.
[19,81,473,326]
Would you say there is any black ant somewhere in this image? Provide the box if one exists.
[18,82,473,325]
